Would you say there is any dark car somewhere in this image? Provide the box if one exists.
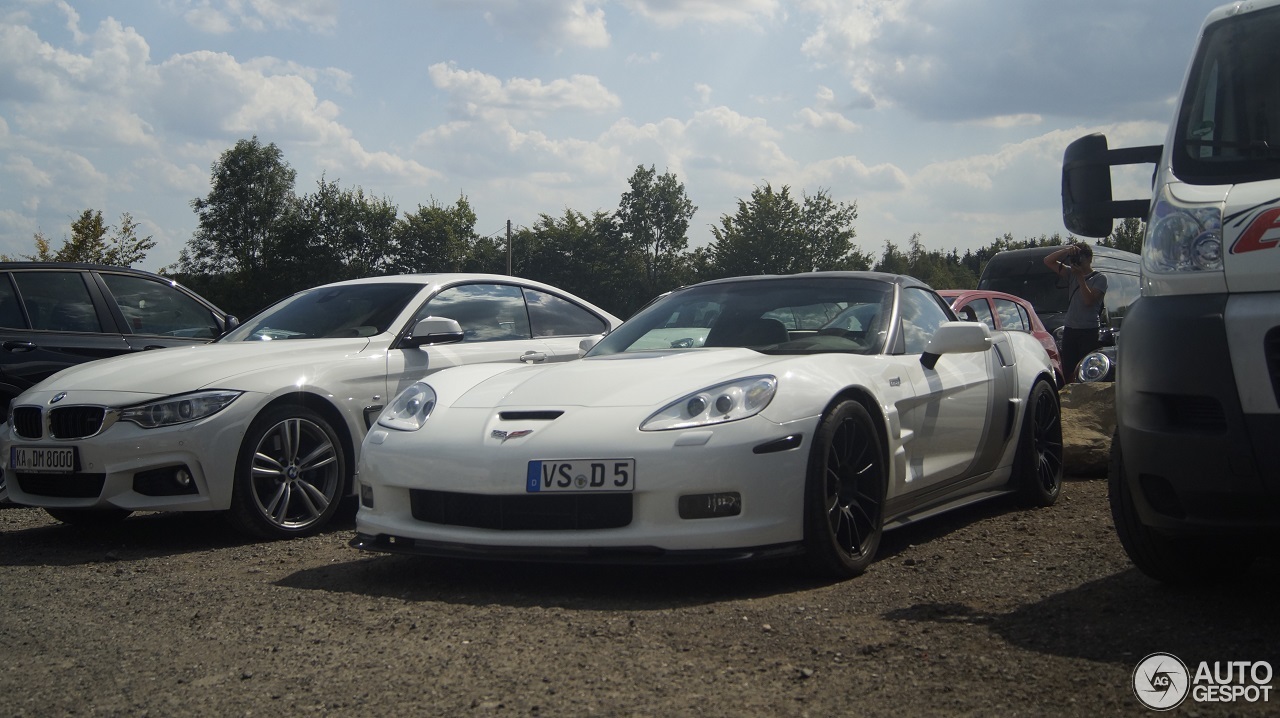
[0,263,237,414]
[976,245,1141,335]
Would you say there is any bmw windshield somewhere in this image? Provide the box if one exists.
[220,283,422,341]
[589,276,893,356]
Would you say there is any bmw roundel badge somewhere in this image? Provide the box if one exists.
[51,392,67,404]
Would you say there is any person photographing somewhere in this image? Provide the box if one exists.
[1044,242,1107,384]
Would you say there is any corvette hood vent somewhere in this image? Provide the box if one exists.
[498,411,564,421]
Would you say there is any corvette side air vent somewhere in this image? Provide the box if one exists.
[499,411,564,421]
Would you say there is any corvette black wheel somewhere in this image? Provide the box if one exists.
[1015,379,1063,507]
[803,400,887,579]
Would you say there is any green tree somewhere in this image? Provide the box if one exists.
[180,136,297,276]
[300,177,398,280]
[708,184,866,277]
[4,210,155,266]
[511,210,643,316]
[393,196,479,274]
[615,165,696,299]
[1099,217,1144,254]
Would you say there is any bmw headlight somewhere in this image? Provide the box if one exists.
[378,382,437,431]
[641,376,777,431]
[120,390,242,428]
[1145,186,1223,274]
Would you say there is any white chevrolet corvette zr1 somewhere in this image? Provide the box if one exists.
[352,272,1064,578]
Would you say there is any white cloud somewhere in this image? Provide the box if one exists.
[178,0,340,34]
[792,85,859,133]
[795,0,1208,124]
[432,0,610,49]
[620,0,780,28]
[426,62,622,120]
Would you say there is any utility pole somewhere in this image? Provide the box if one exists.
[506,219,512,275]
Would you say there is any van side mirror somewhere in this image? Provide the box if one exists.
[403,316,465,347]
[1061,133,1161,238]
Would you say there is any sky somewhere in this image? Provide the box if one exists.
[0,0,1224,273]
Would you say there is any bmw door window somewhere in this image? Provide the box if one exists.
[99,273,220,338]
[419,283,531,342]
[522,288,607,337]
[13,271,103,333]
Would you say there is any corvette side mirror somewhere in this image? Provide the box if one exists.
[920,322,992,370]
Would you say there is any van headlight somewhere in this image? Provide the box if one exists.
[1145,186,1223,274]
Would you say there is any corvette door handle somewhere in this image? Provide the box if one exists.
[520,351,548,364]
[2,341,36,352]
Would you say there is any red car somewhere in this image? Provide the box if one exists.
[938,289,1065,387]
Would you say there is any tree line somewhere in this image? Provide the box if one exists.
[11,136,1144,320]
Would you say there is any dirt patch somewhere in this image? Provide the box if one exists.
[1,479,1276,716]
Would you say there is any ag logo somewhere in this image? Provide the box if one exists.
[1133,652,1190,710]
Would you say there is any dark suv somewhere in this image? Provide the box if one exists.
[0,263,237,414]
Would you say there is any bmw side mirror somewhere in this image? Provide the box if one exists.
[404,316,465,347]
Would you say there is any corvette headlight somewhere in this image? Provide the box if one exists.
[120,390,242,428]
[378,382,437,431]
[641,376,777,431]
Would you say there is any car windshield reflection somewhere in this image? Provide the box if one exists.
[590,277,894,356]
[220,283,423,341]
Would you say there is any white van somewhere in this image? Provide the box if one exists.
[1061,1,1280,582]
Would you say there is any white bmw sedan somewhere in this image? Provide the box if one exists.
[2,274,620,538]
[352,272,1064,579]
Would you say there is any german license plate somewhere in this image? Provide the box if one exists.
[526,459,635,492]
[10,445,78,473]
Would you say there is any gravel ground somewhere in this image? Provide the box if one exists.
[2,478,1277,717]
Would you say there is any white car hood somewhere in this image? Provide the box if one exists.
[450,349,790,409]
[30,338,376,396]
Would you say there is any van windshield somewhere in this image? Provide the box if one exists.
[1173,5,1280,184]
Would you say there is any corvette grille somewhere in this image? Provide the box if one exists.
[410,489,631,530]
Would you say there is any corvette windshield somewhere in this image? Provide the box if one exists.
[220,283,423,341]
[591,276,894,356]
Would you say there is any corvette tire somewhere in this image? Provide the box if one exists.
[802,399,887,579]
[1015,379,1063,507]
